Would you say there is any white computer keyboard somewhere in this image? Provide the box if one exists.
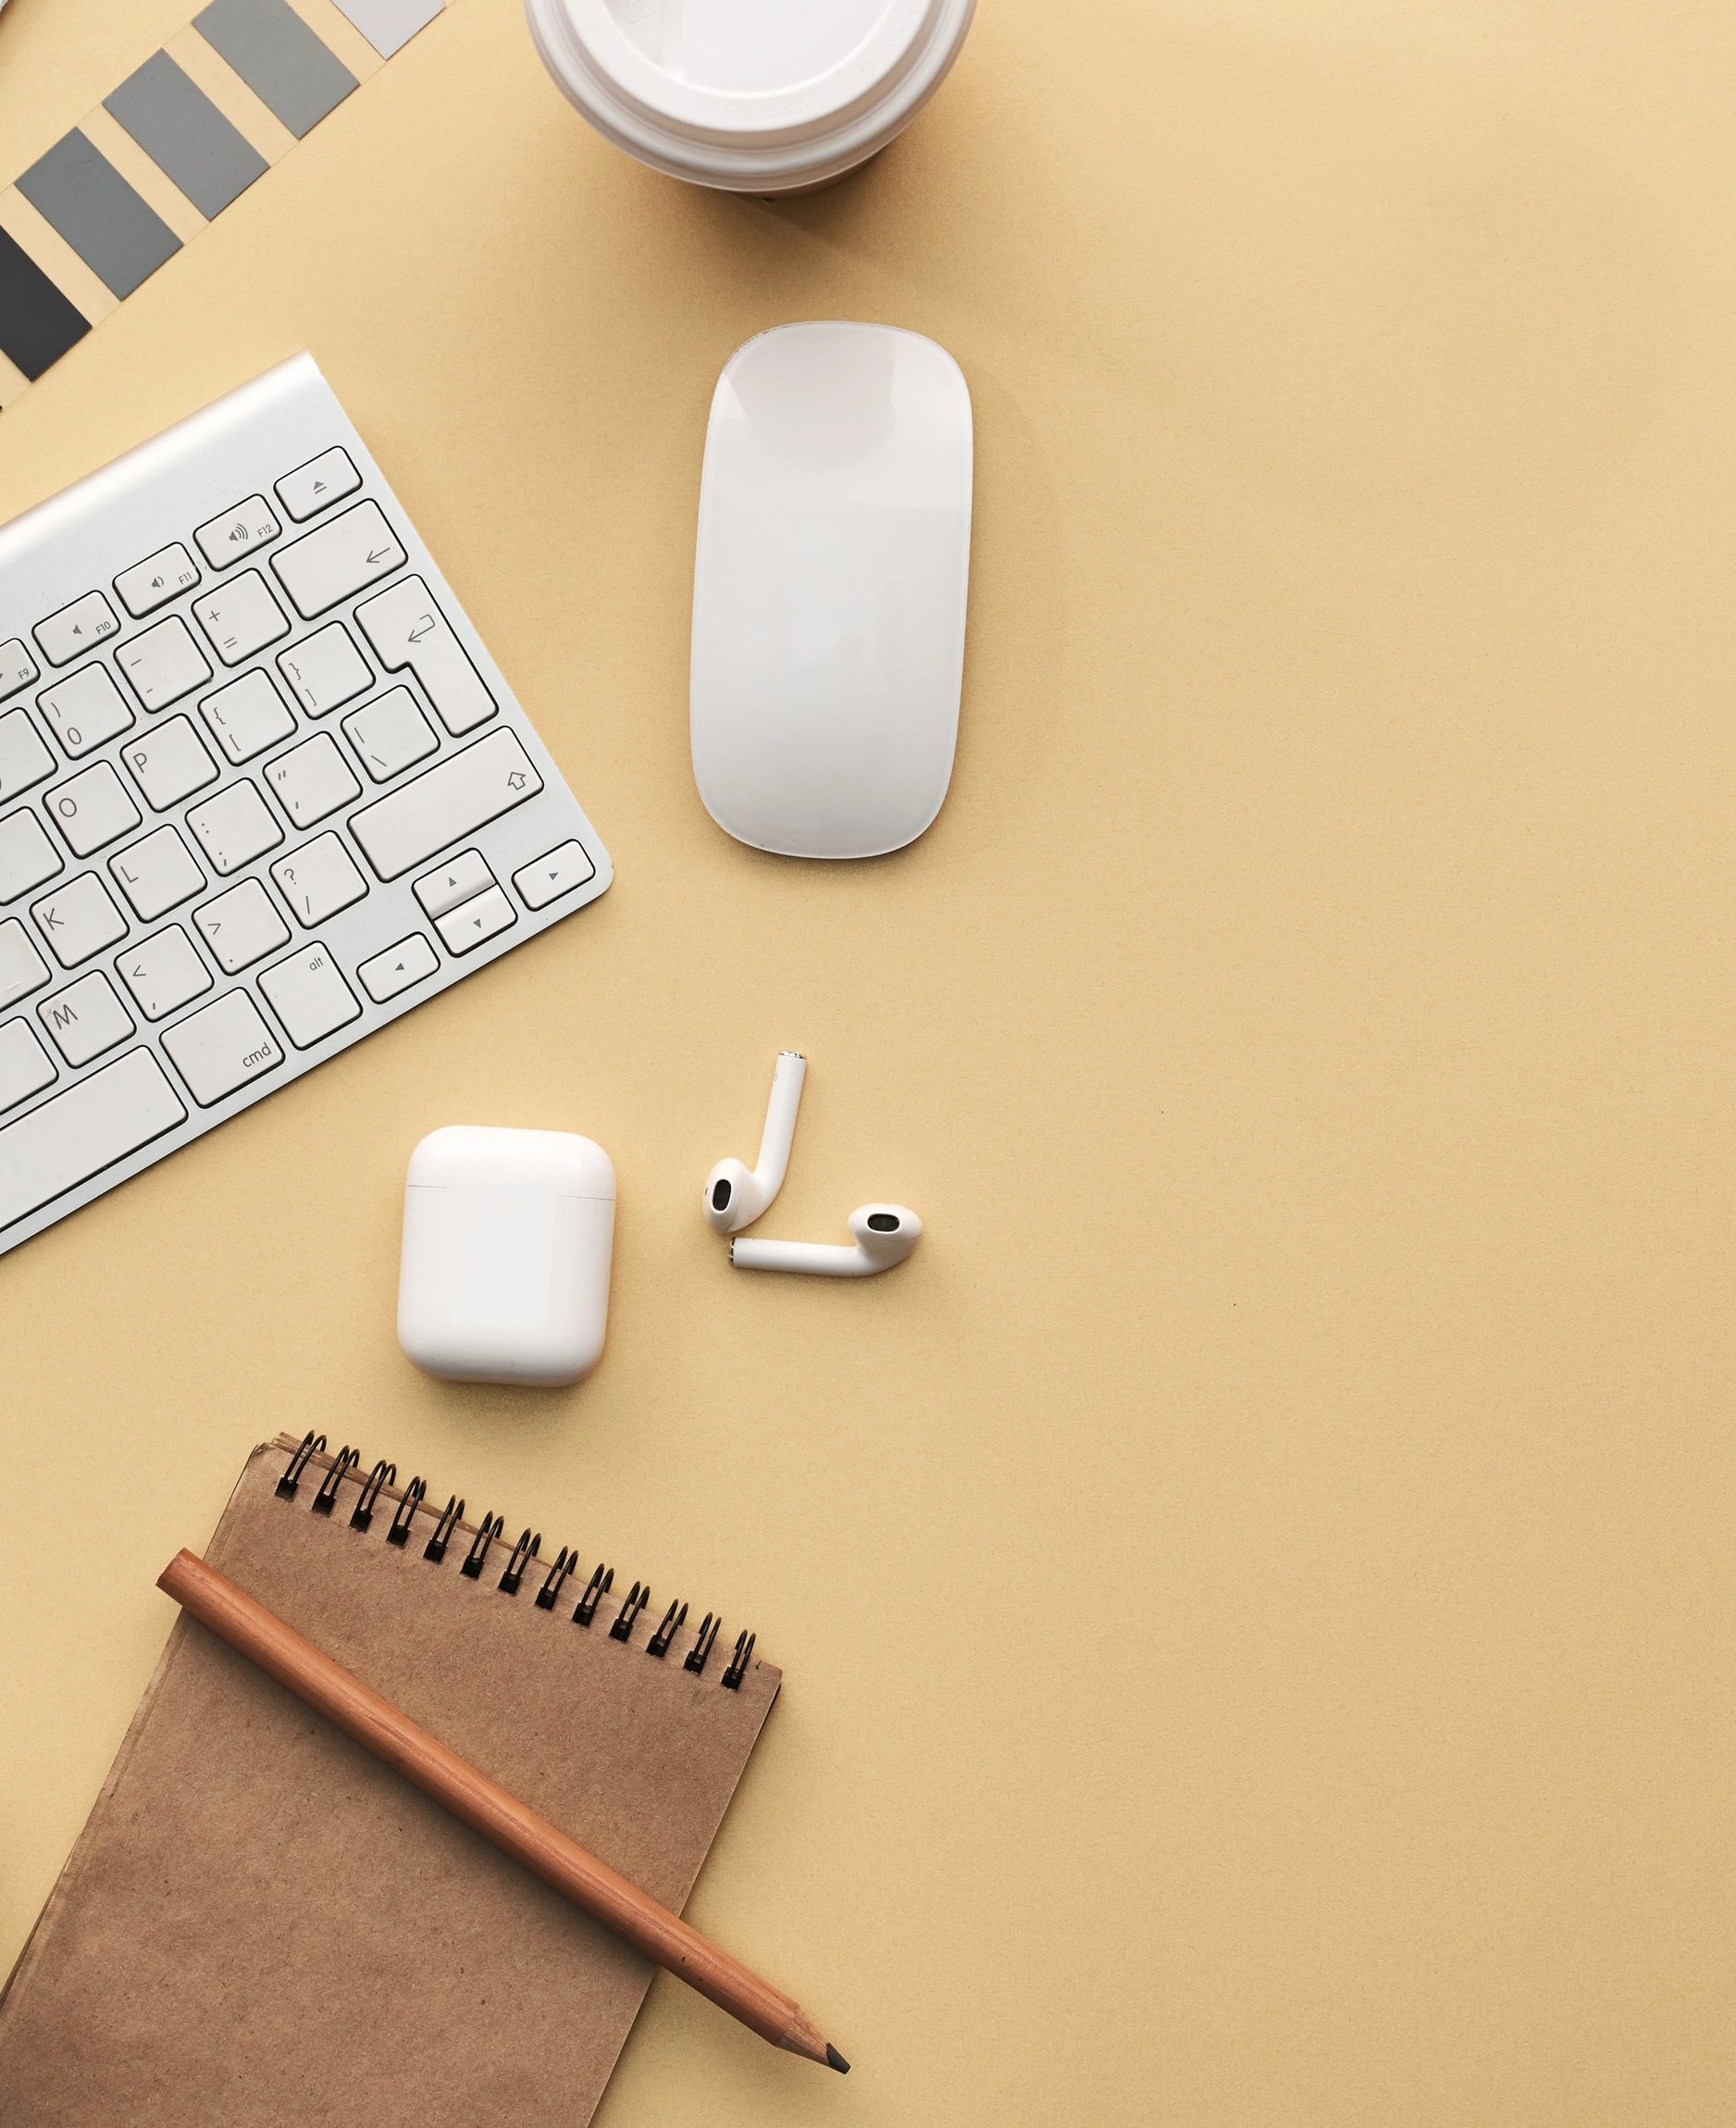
[0,354,612,1256]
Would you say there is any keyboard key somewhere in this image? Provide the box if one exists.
[194,877,290,973]
[0,918,50,1009]
[45,764,143,857]
[350,731,542,880]
[1,638,40,700]
[258,942,361,1048]
[355,577,495,736]
[271,500,405,619]
[37,664,134,759]
[119,717,219,812]
[435,884,515,954]
[39,970,133,1066]
[0,811,63,903]
[116,925,212,1022]
[263,731,360,829]
[342,685,438,781]
[513,839,597,910]
[161,988,283,1105]
[114,542,201,617]
[413,849,492,918]
[276,447,360,522]
[357,930,437,1002]
[0,362,612,1258]
[31,872,128,967]
[0,1018,56,1114]
[195,494,279,569]
[278,623,371,717]
[192,570,289,666]
[34,591,120,667]
[110,825,204,923]
[0,709,55,803]
[186,779,282,875]
[200,668,297,765]
[0,1048,186,1226]
[116,616,211,711]
[271,832,366,927]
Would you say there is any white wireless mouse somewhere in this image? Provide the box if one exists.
[690,321,973,859]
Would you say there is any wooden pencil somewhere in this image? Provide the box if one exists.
[157,1549,848,2073]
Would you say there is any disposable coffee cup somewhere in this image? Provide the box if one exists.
[524,0,977,195]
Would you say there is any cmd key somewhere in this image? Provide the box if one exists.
[160,989,283,1105]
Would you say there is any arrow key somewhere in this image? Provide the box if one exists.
[412,847,492,919]
[513,840,597,911]
[434,885,515,955]
[357,931,439,1002]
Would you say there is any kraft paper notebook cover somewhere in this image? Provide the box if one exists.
[0,1433,781,2124]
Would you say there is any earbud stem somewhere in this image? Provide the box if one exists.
[753,1052,807,1200]
[730,1236,879,1277]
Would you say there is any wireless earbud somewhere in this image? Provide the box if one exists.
[701,1051,807,1235]
[704,1055,924,1277]
[730,1203,923,1278]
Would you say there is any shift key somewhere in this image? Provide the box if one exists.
[349,731,543,880]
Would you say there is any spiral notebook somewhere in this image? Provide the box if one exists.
[0,1433,781,2125]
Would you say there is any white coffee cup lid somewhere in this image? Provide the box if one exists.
[527,0,977,191]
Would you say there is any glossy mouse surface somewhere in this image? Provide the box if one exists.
[690,321,973,859]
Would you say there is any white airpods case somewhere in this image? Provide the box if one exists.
[397,1126,616,1388]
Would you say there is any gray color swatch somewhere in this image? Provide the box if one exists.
[105,52,269,220]
[16,131,181,300]
[330,0,443,59]
[193,0,357,140]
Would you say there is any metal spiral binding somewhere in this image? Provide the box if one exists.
[574,1563,613,1625]
[425,1495,464,1564]
[648,1600,687,1657]
[461,1513,504,1579]
[276,1433,327,1499]
[535,1547,575,1610]
[351,1461,395,1532]
[312,1446,359,1515]
[610,1581,651,1642]
[271,1436,755,1689]
[386,1477,427,1547]
[499,1529,540,1595]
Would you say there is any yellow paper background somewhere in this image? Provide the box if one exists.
[0,2,1731,2122]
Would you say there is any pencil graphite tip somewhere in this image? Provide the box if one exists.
[825,2045,850,2074]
